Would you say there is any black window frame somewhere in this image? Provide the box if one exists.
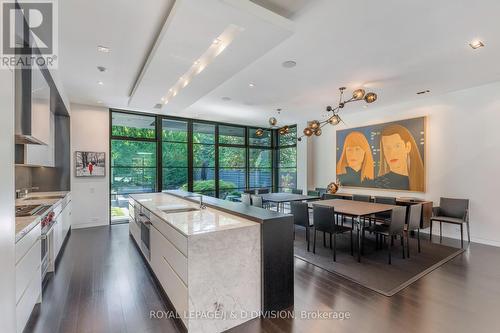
[109,108,297,224]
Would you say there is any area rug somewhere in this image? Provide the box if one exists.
[293,226,465,296]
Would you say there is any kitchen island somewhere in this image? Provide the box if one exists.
[129,191,293,333]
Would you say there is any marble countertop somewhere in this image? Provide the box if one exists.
[130,193,258,236]
[15,191,70,243]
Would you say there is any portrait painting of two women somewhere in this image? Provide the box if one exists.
[336,117,426,192]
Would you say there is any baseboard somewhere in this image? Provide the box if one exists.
[71,221,109,229]
[421,229,500,248]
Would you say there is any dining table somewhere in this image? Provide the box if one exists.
[260,192,321,212]
[311,199,399,262]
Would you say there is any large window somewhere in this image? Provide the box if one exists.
[110,110,298,221]
[218,125,247,199]
[110,112,157,223]
[249,128,272,192]
[277,126,297,192]
[162,119,188,191]
[192,123,216,197]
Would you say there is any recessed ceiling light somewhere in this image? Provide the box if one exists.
[469,40,485,49]
[97,81,104,86]
[282,60,297,68]
[160,97,165,102]
[249,83,255,88]
[213,38,221,45]
[97,66,106,72]
[221,96,231,101]
[97,100,103,104]
[97,45,111,53]
[416,89,430,95]
[194,60,200,65]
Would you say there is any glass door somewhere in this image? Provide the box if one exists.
[110,112,157,224]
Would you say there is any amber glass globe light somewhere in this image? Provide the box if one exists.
[268,117,277,126]
[303,127,313,137]
[352,89,365,100]
[255,128,264,137]
[309,120,320,130]
[364,92,377,103]
[328,114,341,125]
[314,128,322,136]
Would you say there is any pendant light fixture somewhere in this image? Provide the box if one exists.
[297,87,378,141]
[256,108,290,137]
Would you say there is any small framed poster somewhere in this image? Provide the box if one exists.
[75,151,105,177]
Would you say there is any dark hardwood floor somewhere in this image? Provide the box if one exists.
[26,225,500,333]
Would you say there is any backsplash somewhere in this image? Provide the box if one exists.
[15,166,33,190]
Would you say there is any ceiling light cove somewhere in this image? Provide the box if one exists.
[161,24,243,106]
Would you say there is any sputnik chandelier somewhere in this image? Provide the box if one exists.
[256,108,290,137]
[297,87,377,141]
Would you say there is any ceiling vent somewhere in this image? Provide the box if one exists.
[153,103,163,109]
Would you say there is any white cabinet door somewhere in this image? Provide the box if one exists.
[61,202,71,241]
[53,218,63,258]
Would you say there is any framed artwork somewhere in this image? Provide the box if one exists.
[75,151,106,177]
[336,117,426,192]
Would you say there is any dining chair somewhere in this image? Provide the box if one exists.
[251,195,263,208]
[241,193,251,205]
[291,201,313,251]
[244,189,256,195]
[353,194,372,202]
[315,188,327,197]
[368,206,407,264]
[430,197,470,248]
[292,188,303,195]
[406,203,422,257]
[373,196,397,222]
[307,190,320,197]
[312,205,353,261]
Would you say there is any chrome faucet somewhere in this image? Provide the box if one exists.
[185,194,206,209]
[15,187,39,199]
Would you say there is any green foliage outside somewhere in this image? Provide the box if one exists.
[111,117,297,195]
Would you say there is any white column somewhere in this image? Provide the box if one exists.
[0,67,16,333]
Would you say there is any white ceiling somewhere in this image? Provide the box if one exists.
[58,0,500,127]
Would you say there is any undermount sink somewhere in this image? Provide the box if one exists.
[25,195,65,201]
[158,204,199,214]
[15,204,51,217]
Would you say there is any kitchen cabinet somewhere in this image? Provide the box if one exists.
[24,111,55,167]
[15,223,41,333]
[54,199,71,258]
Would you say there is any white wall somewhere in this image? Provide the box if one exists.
[310,81,500,246]
[0,68,16,332]
[70,104,110,229]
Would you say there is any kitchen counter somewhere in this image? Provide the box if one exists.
[15,191,70,243]
[130,192,257,236]
[129,190,294,329]
[129,192,262,332]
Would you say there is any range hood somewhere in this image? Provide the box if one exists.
[15,66,51,145]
